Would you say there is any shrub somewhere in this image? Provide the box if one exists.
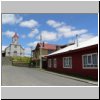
[12,56,31,63]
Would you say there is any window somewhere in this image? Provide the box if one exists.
[14,51,17,53]
[82,53,98,68]
[92,54,98,67]
[48,59,51,68]
[87,55,92,65]
[53,59,57,68]
[14,51,17,56]
[63,57,72,68]
[48,50,53,54]
[14,45,17,48]
[8,52,10,54]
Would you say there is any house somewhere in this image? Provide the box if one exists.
[47,36,98,80]
[31,42,73,68]
[32,42,58,68]
[4,33,24,57]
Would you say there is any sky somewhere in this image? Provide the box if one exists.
[2,14,98,56]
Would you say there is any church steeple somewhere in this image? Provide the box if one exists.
[12,33,19,44]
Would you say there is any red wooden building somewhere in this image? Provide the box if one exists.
[47,36,98,80]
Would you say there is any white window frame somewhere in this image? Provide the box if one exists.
[63,57,72,68]
[82,53,98,69]
[53,58,57,68]
[48,59,51,68]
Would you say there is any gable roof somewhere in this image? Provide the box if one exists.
[48,36,98,56]
[37,43,57,50]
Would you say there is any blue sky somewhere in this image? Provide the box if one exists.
[2,14,98,56]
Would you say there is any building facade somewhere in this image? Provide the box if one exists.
[47,37,98,80]
[32,43,58,68]
[5,33,24,57]
[31,42,75,68]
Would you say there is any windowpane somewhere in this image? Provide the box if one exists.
[48,50,53,54]
[87,55,92,65]
[83,53,98,68]
[92,54,98,66]
[63,57,72,68]
[83,56,87,66]
[15,45,17,48]
[69,57,72,66]
[48,59,51,68]
[54,59,56,68]
[64,58,66,67]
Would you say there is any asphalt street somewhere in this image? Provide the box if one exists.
[1,65,97,86]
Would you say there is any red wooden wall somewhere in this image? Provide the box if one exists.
[47,45,98,80]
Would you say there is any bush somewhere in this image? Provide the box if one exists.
[12,56,31,63]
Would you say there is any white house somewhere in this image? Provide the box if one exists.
[4,33,24,57]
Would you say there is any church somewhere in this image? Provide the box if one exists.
[4,33,24,57]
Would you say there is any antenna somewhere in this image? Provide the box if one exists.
[40,33,42,44]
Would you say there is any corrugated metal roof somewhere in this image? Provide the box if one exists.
[48,36,98,56]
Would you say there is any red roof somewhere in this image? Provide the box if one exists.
[39,43,57,50]
[13,33,19,38]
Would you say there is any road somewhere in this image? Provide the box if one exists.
[1,65,97,86]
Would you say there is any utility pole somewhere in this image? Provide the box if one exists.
[40,33,42,69]
[30,46,33,58]
[30,46,33,67]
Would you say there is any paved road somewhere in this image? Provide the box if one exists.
[2,65,97,86]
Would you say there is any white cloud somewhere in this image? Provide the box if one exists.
[24,48,31,57]
[21,34,26,39]
[68,33,95,44]
[47,20,88,39]
[19,19,38,28]
[78,33,95,42]
[71,29,88,35]
[3,30,15,37]
[28,28,39,38]
[46,20,64,28]
[63,29,88,38]
[57,25,88,38]
[27,41,40,48]
[2,45,7,51]
[2,14,23,24]
[57,26,72,33]
[37,31,57,41]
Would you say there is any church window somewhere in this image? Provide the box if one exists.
[14,45,17,48]
[8,52,10,54]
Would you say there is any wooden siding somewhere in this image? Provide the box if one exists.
[47,45,98,80]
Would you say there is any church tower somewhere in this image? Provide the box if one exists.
[5,32,24,57]
[12,33,19,44]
